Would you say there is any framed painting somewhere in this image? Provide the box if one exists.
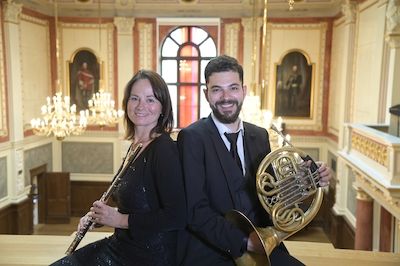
[274,50,313,118]
[68,49,100,111]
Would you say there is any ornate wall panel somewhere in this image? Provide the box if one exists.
[137,21,154,70]
[62,142,113,174]
[266,22,327,131]
[223,22,240,59]
[24,144,52,187]
[20,14,51,132]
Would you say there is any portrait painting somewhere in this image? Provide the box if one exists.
[69,49,100,111]
[274,50,313,118]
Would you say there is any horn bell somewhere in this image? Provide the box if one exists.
[226,146,324,266]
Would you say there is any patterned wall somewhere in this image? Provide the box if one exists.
[0,157,7,199]
[62,142,113,174]
[24,143,53,186]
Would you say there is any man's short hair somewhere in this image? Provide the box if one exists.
[204,55,243,84]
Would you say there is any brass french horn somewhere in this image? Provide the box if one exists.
[226,125,324,266]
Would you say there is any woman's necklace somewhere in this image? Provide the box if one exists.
[133,137,153,146]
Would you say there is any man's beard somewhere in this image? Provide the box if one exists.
[210,100,242,124]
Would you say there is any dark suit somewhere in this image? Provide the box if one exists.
[177,116,304,266]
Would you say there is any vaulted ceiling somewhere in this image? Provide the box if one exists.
[16,0,343,19]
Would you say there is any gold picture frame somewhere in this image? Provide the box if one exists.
[68,48,100,111]
[274,50,314,118]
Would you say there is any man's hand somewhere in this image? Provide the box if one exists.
[316,161,332,187]
[246,231,265,254]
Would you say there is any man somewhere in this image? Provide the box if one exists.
[76,62,95,110]
[286,64,302,110]
[177,55,332,265]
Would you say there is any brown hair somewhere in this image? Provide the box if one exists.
[122,70,173,140]
[204,55,243,84]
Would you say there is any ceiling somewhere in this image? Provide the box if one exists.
[16,0,343,19]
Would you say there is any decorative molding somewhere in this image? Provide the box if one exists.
[355,173,400,220]
[20,13,48,26]
[266,22,327,132]
[138,22,153,70]
[385,0,400,47]
[114,17,134,35]
[385,33,400,48]
[341,0,357,25]
[351,132,388,167]
[354,183,373,202]
[386,0,400,34]
[3,1,22,24]
[106,23,114,94]
[224,23,240,58]
[63,22,115,96]
[0,7,7,137]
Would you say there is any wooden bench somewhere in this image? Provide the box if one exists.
[0,233,399,266]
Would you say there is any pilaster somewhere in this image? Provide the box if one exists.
[380,206,393,251]
[114,17,134,166]
[385,0,400,135]
[241,17,262,95]
[3,1,26,200]
[354,186,373,250]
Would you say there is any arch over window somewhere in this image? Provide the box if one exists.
[160,26,217,128]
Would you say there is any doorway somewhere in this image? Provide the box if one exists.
[29,164,47,225]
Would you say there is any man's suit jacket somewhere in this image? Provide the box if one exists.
[176,116,272,266]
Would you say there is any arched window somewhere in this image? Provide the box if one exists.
[160,26,217,128]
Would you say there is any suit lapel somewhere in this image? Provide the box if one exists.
[243,123,258,178]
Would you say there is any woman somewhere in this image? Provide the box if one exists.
[52,70,186,265]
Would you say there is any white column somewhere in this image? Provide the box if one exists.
[3,2,26,199]
[335,1,357,214]
[241,17,262,94]
[114,17,134,103]
[114,17,135,163]
[385,0,400,136]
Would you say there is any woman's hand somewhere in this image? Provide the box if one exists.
[77,213,96,232]
[88,200,129,229]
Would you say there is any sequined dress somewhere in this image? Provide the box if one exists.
[51,134,185,266]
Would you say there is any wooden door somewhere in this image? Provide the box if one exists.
[44,172,71,224]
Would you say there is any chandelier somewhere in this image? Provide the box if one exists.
[31,91,88,141]
[30,0,88,140]
[85,1,124,128]
[87,88,124,127]
[241,0,291,150]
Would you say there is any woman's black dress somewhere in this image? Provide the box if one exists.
[51,134,185,266]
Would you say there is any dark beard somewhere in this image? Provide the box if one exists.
[210,100,242,124]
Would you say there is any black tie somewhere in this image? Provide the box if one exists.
[224,132,243,172]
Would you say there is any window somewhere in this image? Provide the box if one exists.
[160,26,217,128]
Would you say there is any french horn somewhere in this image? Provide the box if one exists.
[226,125,324,266]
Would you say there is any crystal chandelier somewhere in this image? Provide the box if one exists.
[30,0,88,141]
[86,1,124,128]
[88,88,124,127]
[31,91,88,141]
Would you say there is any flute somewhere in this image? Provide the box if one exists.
[65,142,143,255]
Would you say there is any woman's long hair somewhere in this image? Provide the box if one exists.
[122,70,173,141]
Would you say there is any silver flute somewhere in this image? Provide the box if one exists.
[65,143,143,255]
